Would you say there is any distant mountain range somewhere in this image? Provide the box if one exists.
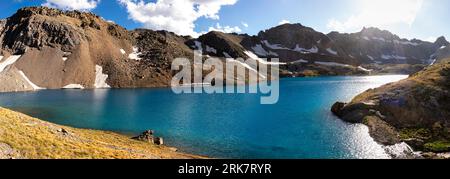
[1,6,450,92]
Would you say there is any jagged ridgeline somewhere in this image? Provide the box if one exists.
[1,7,450,92]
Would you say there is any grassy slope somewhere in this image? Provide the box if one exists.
[0,108,205,159]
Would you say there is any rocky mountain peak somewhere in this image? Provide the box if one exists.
[194,30,247,58]
[12,6,101,22]
[257,23,328,49]
[359,27,399,40]
[0,6,130,54]
[434,36,449,47]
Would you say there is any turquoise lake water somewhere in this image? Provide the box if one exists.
[0,75,408,159]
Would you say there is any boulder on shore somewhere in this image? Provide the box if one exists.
[132,130,164,146]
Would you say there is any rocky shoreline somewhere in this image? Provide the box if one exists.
[0,107,205,159]
[331,60,450,159]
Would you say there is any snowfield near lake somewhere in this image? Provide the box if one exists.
[95,65,111,89]
[18,70,45,90]
[63,84,85,89]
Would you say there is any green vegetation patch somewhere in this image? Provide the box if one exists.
[424,141,450,153]
[399,128,432,140]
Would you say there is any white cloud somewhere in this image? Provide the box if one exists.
[241,21,248,28]
[327,0,423,32]
[278,19,290,25]
[208,23,242,33]
[42,0,101,11]
[118,0,238,37]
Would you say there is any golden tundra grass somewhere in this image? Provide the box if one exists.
[0,108,204,159]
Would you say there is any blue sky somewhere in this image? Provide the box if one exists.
[1,0,449,41]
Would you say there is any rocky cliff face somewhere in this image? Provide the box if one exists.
[0,7,195,92]
[332,59,450,153]
[434,45,450,63]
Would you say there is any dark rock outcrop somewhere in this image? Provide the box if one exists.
[132,130,164,146]
[132,130,155,143]
[0,6,194,91]
[434,36,450,48]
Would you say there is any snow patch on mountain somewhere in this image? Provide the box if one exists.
[194,41,203,52]
[358,66,373,72]
[63,84,85,89]
[315,61,350,67]
[205,45,217,54]
[262,40,289,50]
[244,51,286,65]
[326,48,338,55]
[372,37,386,42]
[393,40,420,46]
[18,71,45,90]
[223,52,232,58]
[120,49,126,55]
[95,65,111,88]
[0,55,21,73]
[226,58,266,79]
[291,59,309,64]
[262,40,321,55]
[251,44,278,56]
[128,47,142,61]
[381,54,407,60]
[293,45,318,54]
